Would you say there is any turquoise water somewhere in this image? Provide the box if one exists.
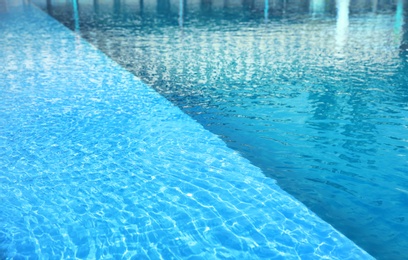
[34,0,408,259]
[0,1,373,259]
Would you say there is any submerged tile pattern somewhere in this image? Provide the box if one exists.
[0,2,372,259]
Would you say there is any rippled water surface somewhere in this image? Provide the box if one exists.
[35,0,408,259]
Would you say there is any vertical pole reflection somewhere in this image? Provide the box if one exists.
[401,0,408,52]
[201,0,212,12]
[46,0,52,14]
[309,0,325,16]
[140,0,144,15]
[114,0,121,14]
[179,0,184,27]
[335,0,350,55]
[394,0,403,43]
[72,0,80,32]
[93,0,99,14]
[264,0,269,21]
[157,0,170,13]
[371,0,378,13]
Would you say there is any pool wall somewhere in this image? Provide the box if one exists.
[0,1,372,259]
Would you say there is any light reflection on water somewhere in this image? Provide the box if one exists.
[35,0,408,259]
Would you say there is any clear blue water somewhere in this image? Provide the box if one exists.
[0,1,373,259]
[33,0,408,259]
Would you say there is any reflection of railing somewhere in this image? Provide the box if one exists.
[335,0,350,57]
[309,0,325,16]
[264,0,269,21]
[178,0,183,27]
[39,0,406,17]
[73,0,80,32]
[40,0,407,60]
[394,0,404,46]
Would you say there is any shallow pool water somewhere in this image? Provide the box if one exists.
[32,0,408,259]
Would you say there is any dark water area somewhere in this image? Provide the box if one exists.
[34,0,408,259]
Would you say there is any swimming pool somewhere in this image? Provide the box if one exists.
[31,0,408,259]
[0,1,373,259]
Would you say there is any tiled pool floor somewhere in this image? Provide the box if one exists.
[0,1,372,259]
